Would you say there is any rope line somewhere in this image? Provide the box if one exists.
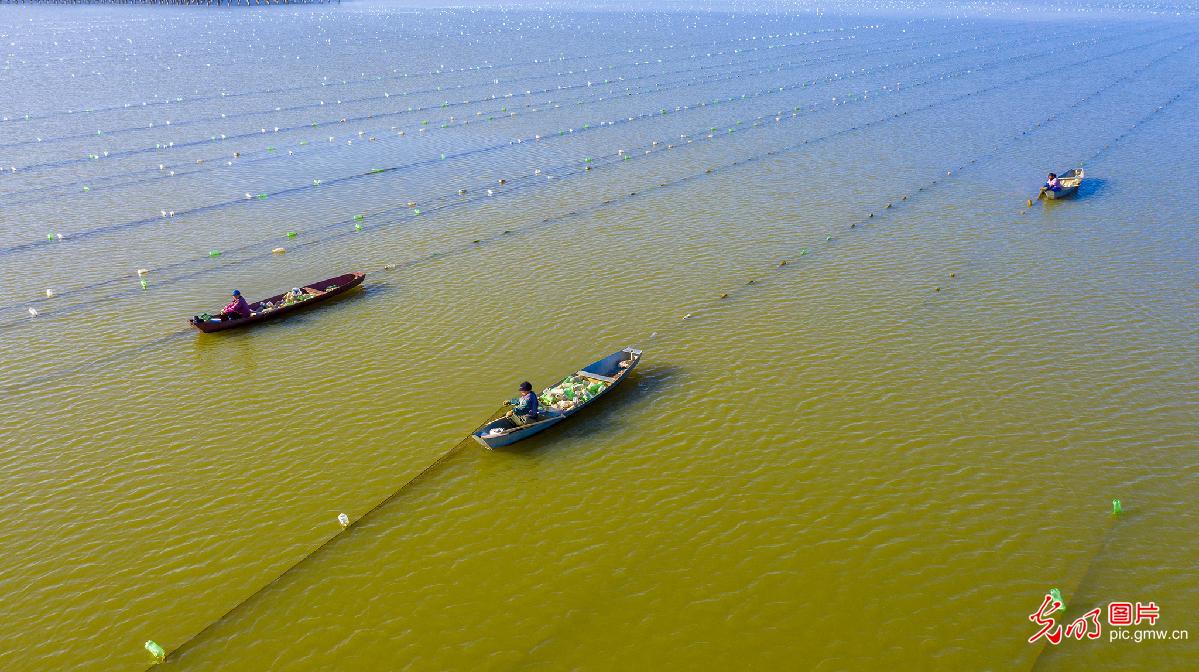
[2,28,1051,250]
[0,26,1144,324]
[0,23,999,205]
[0,28,885,149]
[1,33,1190,398]
[1,22,884,126]
[137,64,1199,670]
[1,28,900,168]
[0,22,1011,180]
[153,408,505,667]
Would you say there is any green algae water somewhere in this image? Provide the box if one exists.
[1,3,1197,671]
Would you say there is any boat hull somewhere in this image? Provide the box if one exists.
[472,347,642,449]
[1042,185,1078,200]
[473,413,568,448]
[189,272,365,333]
[1042,167,1083,200]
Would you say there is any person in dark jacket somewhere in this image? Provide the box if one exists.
[508,381,541,425]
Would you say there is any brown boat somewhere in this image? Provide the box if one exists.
[189,272,365,333]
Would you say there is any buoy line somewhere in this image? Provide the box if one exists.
[0,27,1139,325]
[132,67,1192,672]
[2,22,992,192]
[2,22,886,126]
[0,23,1001,201]
[1,25,1124,265]
[5,34,1188,351]
[696,52,1199,313]
[2,21,1009,178]
[0,29,1179,333]
[0,26,891,150]
[1025,510,1121,671]
[0,23,1032,208]
[148,414,505,667]
[2,24,892,150]
[1,27,1045,217]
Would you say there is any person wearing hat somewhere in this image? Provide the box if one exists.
[507,381,541,425]
[282,287,305,305]
[220,289,252,321]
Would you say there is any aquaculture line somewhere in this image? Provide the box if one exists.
[3,26,1134,323]
[133,38,1198,668]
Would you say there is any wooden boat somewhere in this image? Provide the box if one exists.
[472,346,643,449]
[189,272,365,333]
[1040,167,1084,200]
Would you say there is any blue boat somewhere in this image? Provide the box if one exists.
[472,347,643,449]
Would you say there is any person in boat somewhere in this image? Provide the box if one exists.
[220,289,252,321]
[282,287,305,304]
[1044,172,1061,192]
[508,381,541,425]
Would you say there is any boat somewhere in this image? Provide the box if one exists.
[472,346,643,449]
[188,272,365,333]
[1040,167,1084,200]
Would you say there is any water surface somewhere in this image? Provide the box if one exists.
[1,4,1197,671]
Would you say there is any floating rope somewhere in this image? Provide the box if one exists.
[142,71,1195,670]
[0,32,1114,328]
[0,27,891,150]
[1,31,1184,340]
[150,407,509,667]
[0,26,985,205]
[2,23,880,127]
[2,21,1007,181]
[0,25,1129,279]
[6,38,1192,395]
[1025,509,1121,672]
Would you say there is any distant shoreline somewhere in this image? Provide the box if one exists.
[0,0,339,5]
